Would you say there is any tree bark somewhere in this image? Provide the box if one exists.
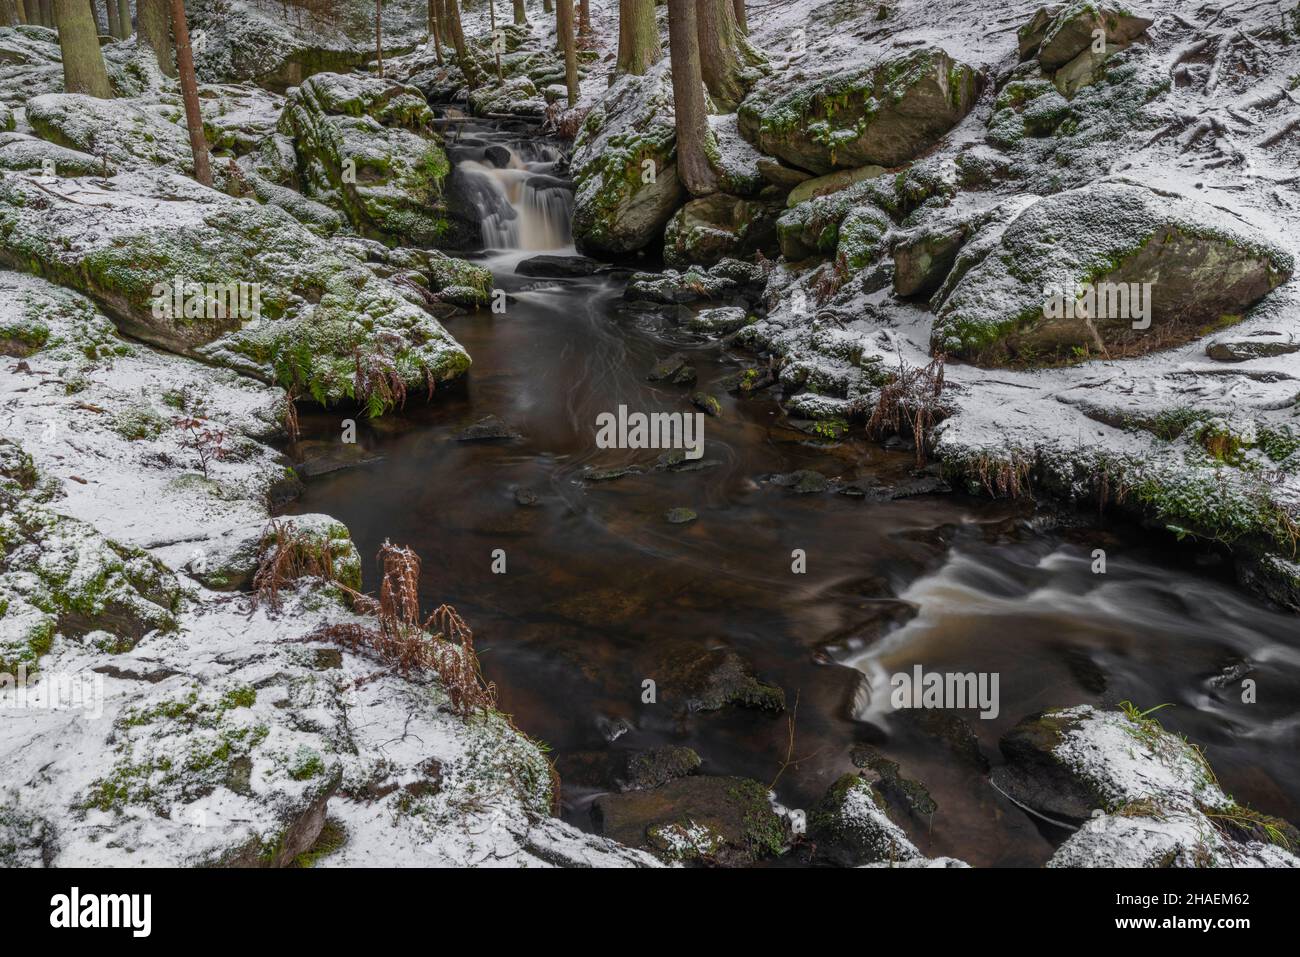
[667,0,717,196]
[138,0,174,75]
[578,0,590,35]
[427,0,443,64]
[116,0,128,35]
[23,0,39,25]
[104,0,119,37]
[512,0,525,25]
[38,0,51,27]
[53,0,113,97]
[488,0,501,80]
[445,0,477,89]
[557,0,578,106]
[697,0,745,110]
[732,0,747,34]
[375,0,383,77]
[169,0,211,187]
[615,0,659,76]
[542,0,551,13]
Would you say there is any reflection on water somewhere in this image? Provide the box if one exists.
[288,125,1300,866]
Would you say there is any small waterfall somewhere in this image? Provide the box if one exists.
[457,142,574,252]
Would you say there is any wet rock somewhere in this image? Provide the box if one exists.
[769,469,831,495]
[513,488,540,507]
[653,451,721,473]
[930,183,1293,366]
[584,464,644,482]
[515,254,603,278]
[691,393,722,417]
[484,144,513,168]
[660,647,786,714]
[624,746,702,791]
[850,746,938,817]
[592,775,785,865]
[810,774,923,866]
[647,352,697,386]
[738,46,980,174]
[292,440,383,478]
[453,415,522,442]
[896,709,990,772]
[664,507,698,525]
[663,193,782,268]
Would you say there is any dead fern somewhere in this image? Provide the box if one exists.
[866,355,952,467]
[253,519,344,611]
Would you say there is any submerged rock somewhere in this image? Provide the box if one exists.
[453,415,523,442]
[659,646,786,714]
[647,352,697,385]
[738,46,980,175]
[592,775,785,865]
[624,746,703,791]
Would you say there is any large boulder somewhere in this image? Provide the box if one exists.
[738,46,981,175]
[663,193,782,268]
[277,72,455,248]
[27,92,196,174]
[0,171,471,411]
[571,64,684,256]
[1027,2,1154,71]
[930,183,1294,365]
[993,706,1300,868]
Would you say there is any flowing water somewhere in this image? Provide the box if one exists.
[289,121,1300,866]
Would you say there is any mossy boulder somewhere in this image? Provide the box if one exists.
[183,514,361,593]
[737,46,980,175]
[591,775,785,865]
[0,131,113,176]
[810,773,922,865]
[1029,2,1153,71]
[27,92,195,174]
[0,171,471,413]
[663,193,782,268]
[571,64,684,256]
[786,164,888,208]
[930,183,1293,366]
[277,72,455,247]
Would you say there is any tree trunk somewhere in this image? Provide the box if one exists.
[543,0,551,13]
[103,0,119,37]
[53,0,113,97]
[557,0,578,106]
[512,0,525,25]
[23,0,39,25]
[615,0,659,76]
[732,0,747,34]
[375,0,383,77]
[578,0,590,35]
[116,0,128,35]
[488,0,501,80]
[697,0,745,109]
[138,0,174,75]
[169,0,211,187]
[427,0,443,64]
[37,0,50,26]
[445,0,477,89]
[667,0,717,196]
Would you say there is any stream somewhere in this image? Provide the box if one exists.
[288,118,1300,866]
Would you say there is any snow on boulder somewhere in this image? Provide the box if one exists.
[929,182,1294,366]
[1027,2,1154,71]
[571,63,684,257]
[737,46,981,176]
[0,171,471,412]
[277,72,457,248]
[663,193,782,269]
[991,705,1300,868]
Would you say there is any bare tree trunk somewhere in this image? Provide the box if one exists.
[578,0,590,35]
[543,0,551,13]
[488,0,501,80]
[115,0,128,35]
[667,0,717,196]
[732,0,747,34]
[375,0,383,77]
[37,0,51,26]
[697,0,745,109]
[54,0,113,96]
[557,0,578,106]
[104,0,119,37]
[427,0,443,64]
[512,0,525,25]
[615,0,659,76]
[138,0,174,75]
[169,0,211,186]
[0,0,15,25]
[445,0,477,89]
